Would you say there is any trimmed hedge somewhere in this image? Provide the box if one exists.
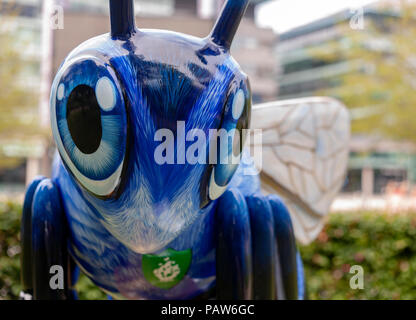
[1,201,416,300]
[0,201,106,300]
[0,202,22,299]
[301,211,416,300]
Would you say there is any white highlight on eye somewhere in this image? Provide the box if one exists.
[232,89,245,120]
[96,76,116,111]
[57,83,65,100]
[209,168,228,201]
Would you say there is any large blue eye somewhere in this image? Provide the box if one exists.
[50,56,128,197]
[199,81,251,208]
[208,87,250,201]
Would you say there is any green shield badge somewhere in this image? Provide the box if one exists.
[142,248,192,289]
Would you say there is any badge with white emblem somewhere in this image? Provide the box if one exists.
[142,248,192,289]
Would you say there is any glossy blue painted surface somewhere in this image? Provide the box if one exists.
[21,176,45,293]
[109,0,135,39]
[216,188,252,299]
[21,0,305,300]
[210,0,250,49]
[246,194,280,299]
[297,252,306,300]
[268,195,299,300]
[31,179,70,299]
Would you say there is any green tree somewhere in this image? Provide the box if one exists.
[0,4,42,168]
[310,1,416,142]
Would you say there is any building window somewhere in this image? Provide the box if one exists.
[342,169,362,193]
[175,0,197,15]
[374,168,407,195]
[0,161,26,194]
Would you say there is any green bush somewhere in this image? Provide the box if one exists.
[0,201,105,300]
[301,212,416,300]
[0,202,22,299]
[1,201,416,300]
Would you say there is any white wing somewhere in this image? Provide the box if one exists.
[250,97,350,244]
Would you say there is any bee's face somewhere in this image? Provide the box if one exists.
[51,30,251,252]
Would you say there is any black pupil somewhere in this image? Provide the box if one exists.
[66,85,102,154]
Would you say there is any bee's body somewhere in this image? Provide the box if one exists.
[20,0,304,300]
[52,152,260,300]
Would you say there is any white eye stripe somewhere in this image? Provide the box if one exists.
[208,168,228,201]
[57,83,65,101]
[96,76,116,111]
[232,89,245,120]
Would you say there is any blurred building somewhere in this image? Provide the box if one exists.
[0,0,277,191]
[276,8,392,100]
[346,136,416,197]
[0,0,43,194]
[275,6,416,200]
[53,0,277,102]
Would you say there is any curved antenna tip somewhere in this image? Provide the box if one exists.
[209,0,250,49]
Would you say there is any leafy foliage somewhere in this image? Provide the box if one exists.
[0,202,22,299]
[309,1,416,141]
[0,201,106,300]
[301,211,416,300]
[0,6,43,168]
[1,201,416,300]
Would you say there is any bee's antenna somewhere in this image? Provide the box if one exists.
[209,0,249,50]
[109,0,136,39]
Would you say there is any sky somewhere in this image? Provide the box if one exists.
[256,0,380,33]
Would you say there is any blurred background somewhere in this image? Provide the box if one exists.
[1,0,416,299]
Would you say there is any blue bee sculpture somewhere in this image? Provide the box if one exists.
[20,0,350,300]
